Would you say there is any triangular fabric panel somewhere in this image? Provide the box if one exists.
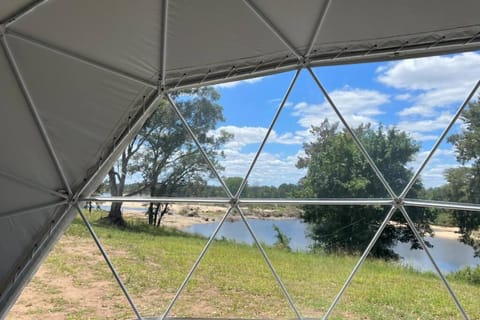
[0,43,60,191]
[10,0,161,81]
[251,0,329,50]
[167,0,288,77]
[7,34,152,190]
[0,205,68,296]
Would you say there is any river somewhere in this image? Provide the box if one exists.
[183,218,480,273]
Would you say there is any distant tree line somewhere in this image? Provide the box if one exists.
[121,179,300,199]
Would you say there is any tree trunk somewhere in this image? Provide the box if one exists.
[107,166,126,226]
[153,203,160,226]
[156,203,169,227]
[147,202,154,225]
[109,202,126,226]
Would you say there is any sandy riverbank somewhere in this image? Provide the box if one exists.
[113,201,300,229]
[430,225,463,240]
[98,201,473,240]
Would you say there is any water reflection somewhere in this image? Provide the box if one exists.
[395,237,479,273]
[184,218,480,273]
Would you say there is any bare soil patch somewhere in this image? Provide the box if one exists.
[7,237,129,320]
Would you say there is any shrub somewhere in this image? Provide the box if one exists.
[449,265,480,285]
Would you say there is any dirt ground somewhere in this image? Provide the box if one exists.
[7,237,129,320]
[6,204,300,319]
[6,205,471,319]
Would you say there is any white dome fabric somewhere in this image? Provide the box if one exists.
[1,0,480,318]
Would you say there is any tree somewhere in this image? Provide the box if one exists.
[297,120,432,259]
[107,132,152,226]
[277,183,299,198]
[446,97,480,256]
[107,87,231,226]
[224,176,244,196]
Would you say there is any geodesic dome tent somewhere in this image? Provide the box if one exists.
[1,1,480,319]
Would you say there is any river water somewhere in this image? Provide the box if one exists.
[183,218,480,273]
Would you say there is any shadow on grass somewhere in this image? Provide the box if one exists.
[66,209,203,239]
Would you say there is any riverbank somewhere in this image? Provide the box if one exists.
[8,210,480,320]
[116,202,467,240]
[431,225,463,240]
[116,201,301,228]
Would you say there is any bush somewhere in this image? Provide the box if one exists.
[449,265,480,285]
[273,224,291,251]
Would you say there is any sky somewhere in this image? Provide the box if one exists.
[205,52,480,190]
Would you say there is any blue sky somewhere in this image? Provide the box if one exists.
[208,52,480,190]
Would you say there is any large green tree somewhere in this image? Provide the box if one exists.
[446,97,480,256]
[107,87,231,226]
[297,120,432,259]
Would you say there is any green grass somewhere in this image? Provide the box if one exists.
[32,210,480,319]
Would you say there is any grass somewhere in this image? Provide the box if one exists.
[11,210,480,319]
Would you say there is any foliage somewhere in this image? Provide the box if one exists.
[446,97,480,256]
[432,211,456,226]
[449,265,480,286]
[106,87,231,225]
[297,119,432,259]
[224,176,244,196]
[272,224,291,251]
[121,179,301,199]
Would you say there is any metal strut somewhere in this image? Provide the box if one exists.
[307,66,397,199]
[400,80,480,198]
[1,35,73,196]
[323,206,397,319]
[74,204,143,320]
[162,73,305,319]
[399,206,469,319]
[236,69,301,199]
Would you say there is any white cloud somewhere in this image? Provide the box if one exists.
[207,126,308,186]
[376,53,480,143]
[396,112,453,133]
[214,77,263,89]
[409,148,455,167]
[407,133,440,142]
[218,149,306,186]
[377,53,480,118]
[407,148,457,188]
[211,125,304,152]
[268,98,293,108]
[292,88,389,128]
[377,52,480,91]
[395,93,412,101]
[395,112,455,142]
[419,163,458,188]
[397,86,472,117]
